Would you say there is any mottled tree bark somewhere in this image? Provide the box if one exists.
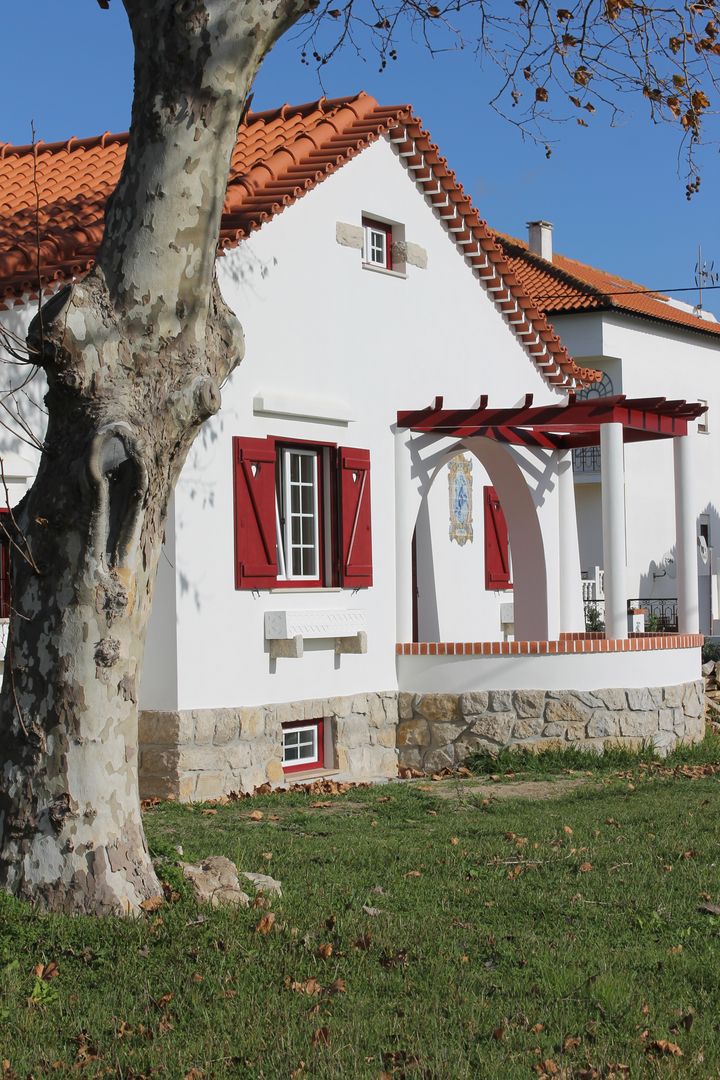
[0,0,307,914]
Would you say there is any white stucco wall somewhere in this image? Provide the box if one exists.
[555,308,720,631]
[170,136,571,710]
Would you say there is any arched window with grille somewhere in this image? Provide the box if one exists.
[573,372,614,474]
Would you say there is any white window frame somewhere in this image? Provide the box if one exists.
[282,723,319,767]
[364,221,390,268]
[276,446,321,581]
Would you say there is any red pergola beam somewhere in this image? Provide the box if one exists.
[397,394,707,445]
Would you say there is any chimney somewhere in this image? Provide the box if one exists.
[527,220,553,262]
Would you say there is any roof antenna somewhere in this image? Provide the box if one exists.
[694,243,718,315]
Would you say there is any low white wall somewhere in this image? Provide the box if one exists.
[397,645,701,693]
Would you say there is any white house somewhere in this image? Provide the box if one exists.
[495,225,720,637]
[0,93,706,799]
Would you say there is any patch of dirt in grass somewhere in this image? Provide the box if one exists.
[414,777,592,801]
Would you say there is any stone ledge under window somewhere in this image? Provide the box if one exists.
[265,608,368,659]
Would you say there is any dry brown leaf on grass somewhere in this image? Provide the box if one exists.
[450,837,460,846]
[32,961,59,981]
[249,809,264,821]
[404,870,422,878]
[328,978,346,994]
[201,808,217,816]
[139,895,164,913]
[256,912,276,935]
[491,1025,505,1041]
[317,943,333,959]
[312,1027,330,1047]
[578,862,593,873]
[699,901,720,915]
[362,905,382,917]
[648,1039,683,1057]
[563,1035,581,1050]
[184,1069,204,1080]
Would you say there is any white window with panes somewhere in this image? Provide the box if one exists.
[275,446,321,581]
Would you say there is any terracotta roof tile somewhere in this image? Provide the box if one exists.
[494,233,720,340]
[0,91,594,388]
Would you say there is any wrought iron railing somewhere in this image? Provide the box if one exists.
[573,446,601,474]
[582,597,679,633]
[627,598,678,633]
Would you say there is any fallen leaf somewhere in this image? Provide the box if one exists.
[362,905,382,917]
[699,902,720,915]
[33,962,59,981]
[578,862,593,873]
[249,810,264,821]
[563,1035,581,1050]
[405,870,422,878]
[317,943,333,959]
[201,809,217,816]
[563,825,573,836]
[256,913,276,935]
[492,1026,505,1041]
[648,1039,683,1057]
[450,837,460,846]
[312,1027,330,1047]
[531,1023,545,1034]
[139,895,164,913]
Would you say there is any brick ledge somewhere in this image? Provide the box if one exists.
[396,635,704,656]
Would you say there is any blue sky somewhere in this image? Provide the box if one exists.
[2,2,718,305]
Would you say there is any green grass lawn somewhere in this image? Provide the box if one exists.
[2,768,720,1078]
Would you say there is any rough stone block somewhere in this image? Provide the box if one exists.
[139,711,193,747]
[460,691,489,715]
[594,688,627,710]
[335,221,364,249]
[571,691,605,708]
[178,746,227,773]
[586,711,619,739]
[454,737,499,762]
[513,690,546,718]
[330,696,353,719]
[376,748,398,777]
[414,694,460,722]
[214,711,239,745]
[618,711,653,738]
[368,695,387,728]
[275,702,293,725]
[544,697,589,725]
[648,687,664,707]
[351,694,370,715]
[626,687,654,711]
[223,743,253,771]
[424,747,455,772]
[565,722,587,741]
[683,682,704,718]
[398,693,415,720]
[529,738,566,755]
[430,721,467,746]
[652,730,676,757]
[397,718,430,748]
[239,708,265,740]
[658,708,675,732]
[193,772,225,801]
[337,714,370,750]
[383,696,399,723]
[138,773,178,800]
[488,690,513,712]
[141,749,180,777]
[512,717,544,740]
[542,722,566,739]
[470,714,514,745]
[265,758,285,784]
[375,726,397,749]
[398,747,423,769]
[194,711,215,745]
[663,684,684,707]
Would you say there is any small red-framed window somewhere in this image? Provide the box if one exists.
[362,218,393,271]
[281,719,324,774]
[0,509,11,619]
[484,486,512,591]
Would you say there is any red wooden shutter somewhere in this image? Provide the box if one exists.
[339,447,373,588]
[233,437,278,589]
[484,486,512,590]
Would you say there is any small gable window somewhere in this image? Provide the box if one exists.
[363,218,393,271]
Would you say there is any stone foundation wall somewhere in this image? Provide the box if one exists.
[139,692,398,802]
[397,681,705,770]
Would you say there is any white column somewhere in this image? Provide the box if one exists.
[600,422,627,639]
[558,450,585,633]
[394,429,416,643]
[674,433,699,634]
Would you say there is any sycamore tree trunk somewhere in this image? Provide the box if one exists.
[0,0,307,914]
